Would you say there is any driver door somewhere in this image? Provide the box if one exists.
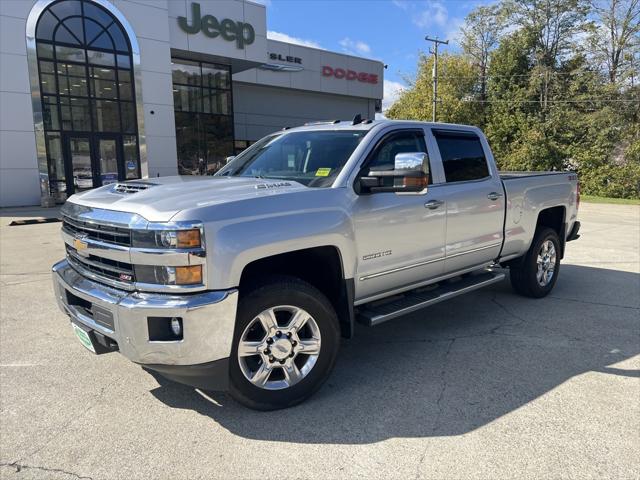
[351,129,446,302]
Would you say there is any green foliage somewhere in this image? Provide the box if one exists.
[386,0,640,199]
[386,54,484,125]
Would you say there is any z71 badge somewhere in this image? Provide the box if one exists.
[362,250,392,261]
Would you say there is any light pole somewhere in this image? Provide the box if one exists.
[425,36,448,122]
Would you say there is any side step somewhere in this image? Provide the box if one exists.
[357,271,506,326]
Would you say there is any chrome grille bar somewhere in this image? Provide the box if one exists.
[62,215,131,246]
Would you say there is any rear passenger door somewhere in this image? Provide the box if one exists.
[430,129,505,273]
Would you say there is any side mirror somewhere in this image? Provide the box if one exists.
[358,152,429,194]
[225,156,236,164]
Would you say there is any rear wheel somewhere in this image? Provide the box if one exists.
[509,227,561,298]
[229,276,340,410]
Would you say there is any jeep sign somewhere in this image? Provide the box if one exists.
[322,66,378,84]
[178,2,255,49]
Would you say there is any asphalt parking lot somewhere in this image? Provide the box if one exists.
[0,202,638,479]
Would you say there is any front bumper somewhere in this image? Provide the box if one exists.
[53,259,237,387]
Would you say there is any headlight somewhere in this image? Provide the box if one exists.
[135,265,203,285]
[132,229,201,249]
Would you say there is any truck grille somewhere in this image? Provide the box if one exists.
[62,215,131,247]
[66,245,135,284]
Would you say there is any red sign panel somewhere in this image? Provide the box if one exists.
[322,66,378,84]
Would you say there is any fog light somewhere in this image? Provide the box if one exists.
[170,317,182,336]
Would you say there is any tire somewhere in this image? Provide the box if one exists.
[509,227,561,298]
[228,275,340,410]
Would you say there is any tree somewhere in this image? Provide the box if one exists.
[587,0,640,84]
[460,5,505,123]
[386,53,483,125]
[504,0,591,113]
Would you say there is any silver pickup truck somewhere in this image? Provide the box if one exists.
[52,119,580,410]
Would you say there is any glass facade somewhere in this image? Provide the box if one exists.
[172,59,234,175]
[35,0,140,197]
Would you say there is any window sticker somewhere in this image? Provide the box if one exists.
[315,168,332,177]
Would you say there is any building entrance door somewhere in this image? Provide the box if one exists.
[64,134,123,195]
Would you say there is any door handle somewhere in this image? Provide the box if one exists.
[424,199,444,210]
[487,191,503,201]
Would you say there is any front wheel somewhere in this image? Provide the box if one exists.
[509,227,561,298]
[228,276,340,410]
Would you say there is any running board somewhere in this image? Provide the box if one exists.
[357,271,506,326]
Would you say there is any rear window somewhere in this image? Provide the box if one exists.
[434,131,490,183]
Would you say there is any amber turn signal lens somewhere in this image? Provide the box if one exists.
[403,175,428,188]
[176,229,201,248]
[175,265,202,285]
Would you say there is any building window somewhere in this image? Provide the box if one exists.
[34,0,141,197]
[172,59,234,175]
[234,140,255,155]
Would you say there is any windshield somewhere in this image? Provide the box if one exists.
[217,130,367,187]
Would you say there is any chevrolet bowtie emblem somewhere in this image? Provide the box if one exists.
[73,234,89,254]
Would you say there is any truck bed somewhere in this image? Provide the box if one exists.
[497,170,579,263]
[500,171,570,180]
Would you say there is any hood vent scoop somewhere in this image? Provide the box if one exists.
[113,183,153,194]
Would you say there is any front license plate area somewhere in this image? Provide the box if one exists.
[72,322,96,353]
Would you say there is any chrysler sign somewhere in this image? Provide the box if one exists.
[178,2,255,49]
[322,66,378,84]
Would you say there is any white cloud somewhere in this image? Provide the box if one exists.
[251,0,272,6]
[444,17,465,47]
[412,2,448,28]
[339,37,372,56]
[392,0,410,10]
[267,31,322,49]
[383,79,406,111]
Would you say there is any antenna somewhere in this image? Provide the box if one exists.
[352,114,363,125]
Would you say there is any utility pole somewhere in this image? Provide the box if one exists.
[425,36,448,122]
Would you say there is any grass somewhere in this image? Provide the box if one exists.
[581,195,640,205]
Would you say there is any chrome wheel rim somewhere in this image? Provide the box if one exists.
[536,240,557,287]
[237,306,321,390]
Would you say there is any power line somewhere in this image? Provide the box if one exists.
[459,99,638,103]
[425,36,449,122]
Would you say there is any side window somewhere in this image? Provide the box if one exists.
[367,131,431,182]
[434,131,490,182]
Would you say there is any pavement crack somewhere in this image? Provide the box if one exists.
[414,338,455,480]
[490,295,527,334]
[12,386,107,466]
[435,338,455,411]
[547,295,639,311]
[0,462,94,480]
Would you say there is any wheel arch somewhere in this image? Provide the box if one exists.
[536,206,566,258]
[238,246,355,339]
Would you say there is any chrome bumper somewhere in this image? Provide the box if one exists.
[52,259,238,366]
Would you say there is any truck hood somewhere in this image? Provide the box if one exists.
[67,176,308,222]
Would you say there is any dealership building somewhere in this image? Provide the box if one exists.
[0,0,384,207]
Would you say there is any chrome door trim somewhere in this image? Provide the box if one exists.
[446,242,502,259]
[358,242,502,282]
[355,262,496,305]
[359,256,444,281]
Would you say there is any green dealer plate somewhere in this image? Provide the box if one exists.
[72,323,96,353]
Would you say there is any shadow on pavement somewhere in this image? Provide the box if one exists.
[148,264,639,444]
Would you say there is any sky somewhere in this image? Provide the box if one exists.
[260,0,483,110]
